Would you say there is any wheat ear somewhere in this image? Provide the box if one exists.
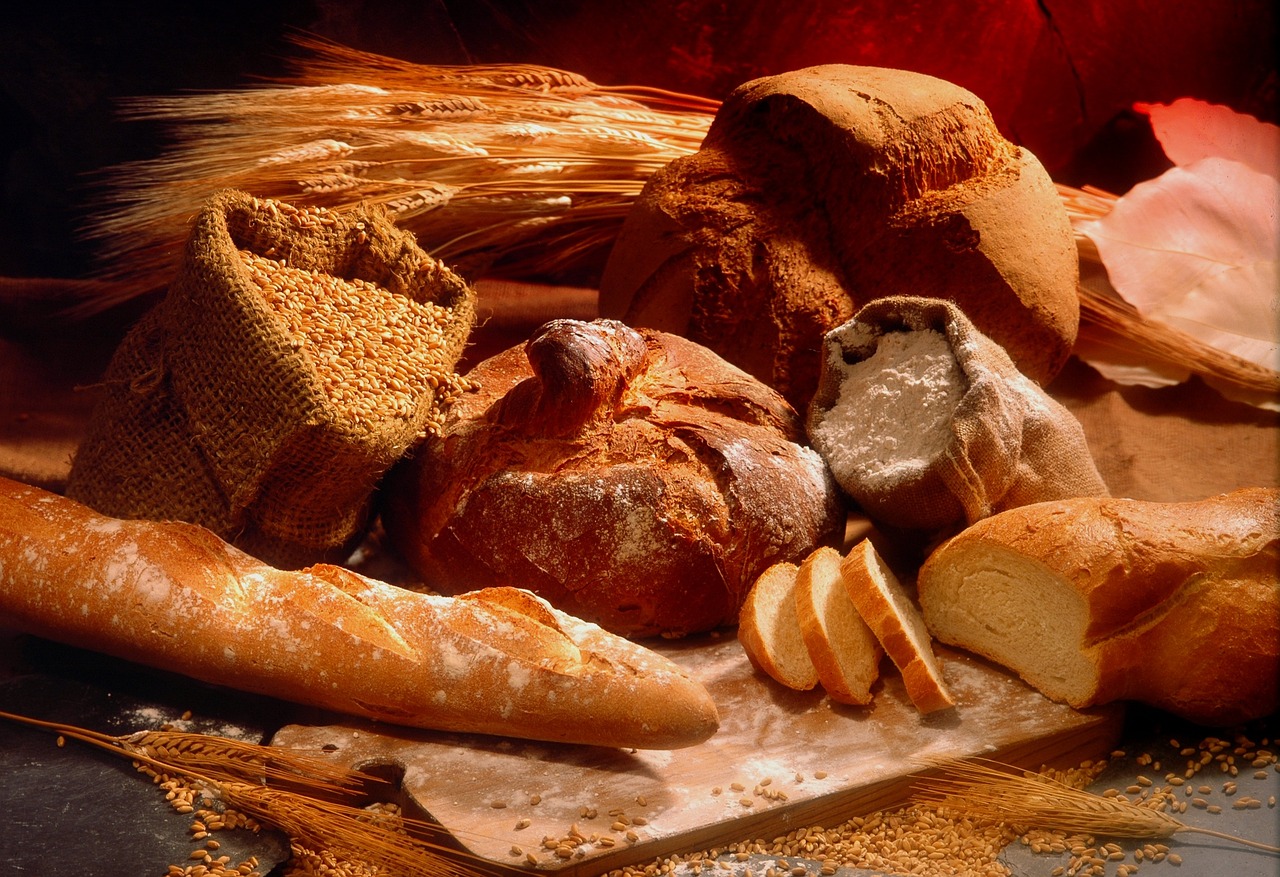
[77,34,717,314]
[0,708,497,876]
[912,757,1280,854]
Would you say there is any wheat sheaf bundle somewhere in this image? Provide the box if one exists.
[912,757,1280,854]
[0,709,495,877]
[78,36,1274,403]
[81,34,717,313]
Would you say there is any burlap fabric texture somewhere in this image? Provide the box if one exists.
[67,190,475,567]
[807,295,1108,534]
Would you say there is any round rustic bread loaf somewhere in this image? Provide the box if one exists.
[598,65,1080,409]
[380,318,846,638]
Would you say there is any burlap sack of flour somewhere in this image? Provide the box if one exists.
[807,295,1107,533]
[67,189,475,567]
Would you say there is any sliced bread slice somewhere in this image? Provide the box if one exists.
[738,561,819,691]
[841,539,955,714]
[794,546,883,705]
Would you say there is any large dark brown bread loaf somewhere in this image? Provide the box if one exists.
[598,65,1079,409]
[382,318,846,638]
[917,488,1280,725]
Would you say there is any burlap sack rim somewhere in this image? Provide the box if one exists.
[807,294,1027,528]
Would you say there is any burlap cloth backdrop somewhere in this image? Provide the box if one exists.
[50,190,476,567]
[0,277,1275,547]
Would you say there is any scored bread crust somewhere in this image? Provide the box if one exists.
[794,546,882,705]
[917,488,1280,725]
[0,476,719,749]
[738,561,819,691]
[841,539,955,714]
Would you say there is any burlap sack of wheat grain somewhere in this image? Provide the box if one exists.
[806,295,1109,535]
[66,189,476,568]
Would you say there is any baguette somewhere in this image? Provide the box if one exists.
[841,539,955,714]
[917,488,1280,725]
[0,476,719,749]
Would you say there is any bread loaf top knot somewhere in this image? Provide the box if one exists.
[494,319,648,436]
[599,65,1079,410]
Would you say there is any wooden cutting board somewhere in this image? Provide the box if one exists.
[271,634,1124,875]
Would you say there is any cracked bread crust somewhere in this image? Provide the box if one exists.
[382,319,846,638]
[600,65,1079,410]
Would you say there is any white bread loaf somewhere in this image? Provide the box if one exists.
[841,539,955,714]
[917,488,1280,725]
[794,546,882,706]
[0,476,719,749]
[737,561,819,691]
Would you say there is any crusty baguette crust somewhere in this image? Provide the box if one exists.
[918,488,1280,725]
[794,547,881,705]
[737,561,819,690]
[841,539,955,714]
[0,476,719,749]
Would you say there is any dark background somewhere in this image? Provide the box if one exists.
[1,0,1276,284]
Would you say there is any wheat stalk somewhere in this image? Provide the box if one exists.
[0,707,372,792]
[0,708,496,876]
[912,757,1280,854]
[69,39,1279,405]
[79,34,718,314]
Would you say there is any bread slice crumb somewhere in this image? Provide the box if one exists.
[738,561,819,691]
[795,546,882,705]
[841,539,955,714]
